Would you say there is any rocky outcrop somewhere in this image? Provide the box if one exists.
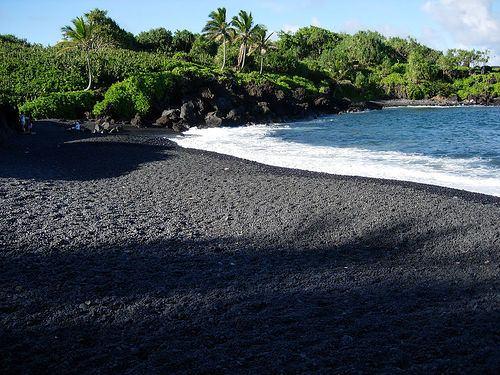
[119,78,388,132]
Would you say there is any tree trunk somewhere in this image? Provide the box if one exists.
[260,55,264,75]
[237,43,244,71]
[241,44,247,70]
[221,38,226,71]
[85,52,92,91]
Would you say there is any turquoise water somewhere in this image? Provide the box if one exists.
[175,107,500,196]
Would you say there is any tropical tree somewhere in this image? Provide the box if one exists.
[172,29,196,53]
[59,16,105,91]
[278,27,342,60]
[407,49,438,83]
[136,27,173,52]
[251,26,274,74]
[85,9,136,49]
[231,10,260,70]
[202,7,233,70]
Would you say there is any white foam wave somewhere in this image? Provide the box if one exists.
[172,125,500,197]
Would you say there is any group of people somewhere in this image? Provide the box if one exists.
[19,113,33,134]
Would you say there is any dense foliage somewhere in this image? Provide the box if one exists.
[1,7,498,120]
[19,91,100,119]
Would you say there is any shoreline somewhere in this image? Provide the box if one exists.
[179,142,500,203]
[175,137,500,201]
[374,98,500,108]
[17,118,500,199]
[1,121,499,373]
[170,106,500,198]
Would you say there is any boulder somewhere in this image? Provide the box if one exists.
[274,90,286,101]
[313,96,331,109]
[247,84,265,98]
[155,115,171,127]
[256,101,271,115]
[205,112,223,127]
[195,98,207,116]
[364,101,383,110]
[162,109,180,119]
[292,87,307,102]
[200,87,215,100]
[225,107,244,123]
[297,102,309,112]
[130,114,143,128]
[156,109,180,127]
[180,101,197,122]
[172,121,189,133]
[215,96,233,113]
[332,97,352,111]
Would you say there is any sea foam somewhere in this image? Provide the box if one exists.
[173,124,500,197]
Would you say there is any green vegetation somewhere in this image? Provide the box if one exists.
[19,91,100,119]
[454,74,500,101]
[1,7,498,121]
[202,7,232,70]
[93,72,177,119]
[59,15,104,91]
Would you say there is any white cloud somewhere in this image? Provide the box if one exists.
[423,0,500,64]
[311,17,321,27]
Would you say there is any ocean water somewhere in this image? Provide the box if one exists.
[173,106,500,196]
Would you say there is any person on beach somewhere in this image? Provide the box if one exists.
[19,113,26,133]
[28,117,33,134]
[71,121,82,131]
[26,116,33,134]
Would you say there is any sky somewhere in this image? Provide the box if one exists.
[1,0,500,64]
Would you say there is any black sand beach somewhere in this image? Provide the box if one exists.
[1,121,499,374]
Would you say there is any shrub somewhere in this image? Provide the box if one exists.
[94,48,172,86]
[19,91,100,119]
[0,41,88,106]
[93,72,178,119]
[453,73,500,100]
[235,72,319,94]
[265,49,300,75]
[189,35,218,65]
[381,73,407,98]
[0,40,173,107]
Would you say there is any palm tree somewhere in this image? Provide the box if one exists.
[231,10,259,71]
[202,7,232,71]
[58,16,103,91]
[252,26,274,75]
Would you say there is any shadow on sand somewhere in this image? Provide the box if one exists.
[1,215,497,373]
[0,121,175,181]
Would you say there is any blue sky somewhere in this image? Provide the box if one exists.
[1,0,500,63]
